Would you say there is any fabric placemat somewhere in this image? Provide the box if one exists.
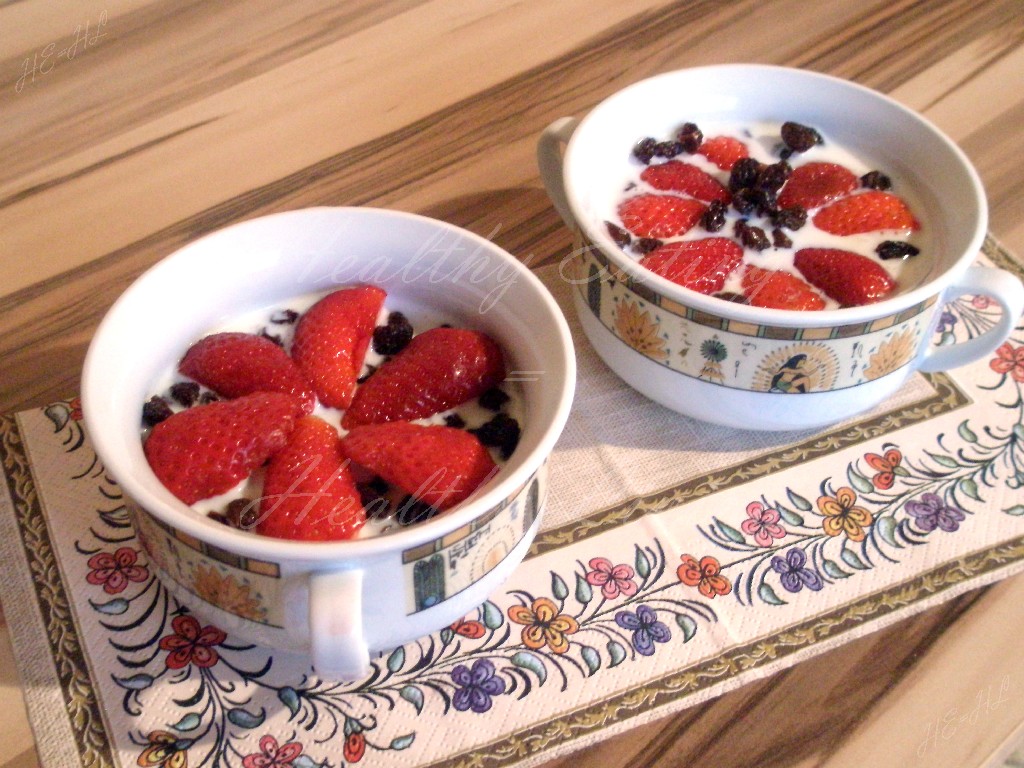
[2,236,1024,768]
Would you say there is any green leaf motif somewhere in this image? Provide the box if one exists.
[786,488,812,512]
[1004,504,1024,517]
[676,614,698,642]
[875,516,899,548]
[841,548,868,570]
[758,582,785,605]
[1014,424,1024,442]
[575,572,593,604]
[958,420,979,443]
[481,600,503,629]
[634,545,651,580]
[607,641,626,667]
[440,628,454,644]
[511,651,547,684]
[170,713,201,732]
[958,477,982,501]
[926,451,960,469]
[90,597,129,615]
[399,685,424,713]
[390,734,415,750]
[277,687,300,716]
[846,465,874,494]
[551,571,569,601]
[387,646,405,673]
[227,707,265,729]
[114,673,154,691]
[822,559,849,579]
[580,645,601,675]
[714,517,746,545]
[776,504,804,527]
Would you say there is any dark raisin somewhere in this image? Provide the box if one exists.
[654,140,685,158]
[142,396,173,426]
[169,381,201,407]
[713,291,750,304]
[208,511,231,527]
[225,498,260,530]
[471,413,521,460]
[633,137,658,164]
[199,391,220,405]
[739,224,771,252]
[772,228,793,248]
[676,122,703,153]
[270,309,299,324]
[700,200,727,232]
[444,413,467,429]
[751,189,778,217]
[756,161,792,193]
[861,170,892,190]
[359,484,393,520]
[771,206,808,230]
[605,221,632,248]
[633,237,662,254]
[373,311,414,355]
[778,147,793,160]
[395,496,440,526]
[729,157,763,192]
[876,240,921,260]
[478,387,510,411]
[357,364,378,384]
[731,189,758,216]
[780,121,822,153]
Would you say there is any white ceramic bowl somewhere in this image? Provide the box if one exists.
[82,207,575,678]
[540,64,1024,430]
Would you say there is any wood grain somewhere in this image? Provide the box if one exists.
[1,1,1023,767]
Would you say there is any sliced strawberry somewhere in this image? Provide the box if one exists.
[640,161,730,203]
[144,392,304,504]
[179,332,315,413]
[256,415,365,541]
[342,327,505,428]
[340,422,497,511]
[292,285,386,409]
[697,136,749,171]
[639,237,743,295]
[794,248,896,306]
[741,266,826,311]
[812,190,919,235]
[617,194,707,239]
[777,162,858,209]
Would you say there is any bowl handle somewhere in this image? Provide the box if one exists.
[537,117,580,229]
[918,266,1024,373]
[308,568,369,679]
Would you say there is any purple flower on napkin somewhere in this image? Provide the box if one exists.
[905,493,966,533]
[615,604,671,656]
[451,658,506,713]
[771,548,823,593]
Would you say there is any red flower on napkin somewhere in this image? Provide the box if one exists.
[584,557,638,600]
[85,547,148,594]
[242,735,303,768]
[864,448,905,490]
[990,342,1024,383]
[158,614,227,669]
[677,554,731,598]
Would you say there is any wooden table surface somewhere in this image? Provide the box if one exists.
[3,1,1024,766]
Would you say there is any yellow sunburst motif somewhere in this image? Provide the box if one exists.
[864,330,917,380]
[192,564,266,622]
[614,299,668,362]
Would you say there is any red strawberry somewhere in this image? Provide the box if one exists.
[741,266,826,311]
[179,332,315,413]
[617,194,707,239]
[639,237,743,294]
[697,136,749,171]
[292,285,386,409]
[256,415,365,541]
[342,327,505,428]
[794,248,896,306]
[340,422,498,510]
[777,162,858,209]
[812,191,919,235]
[144,392,303,504]
[640,161,730,203]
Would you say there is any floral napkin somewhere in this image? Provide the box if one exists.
[1,237,1023,768]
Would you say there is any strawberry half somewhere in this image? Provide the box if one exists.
[794,248,896,306]
[144,392,304,504]
[777,162,858,209]
[617,194,707,239]
[256,415,365,541]
[639,237,743,295]
[640,161,730,203]
[741,266,826,311]
[342,327,505,428]
[340,422,497,511]
[179,332,315,413]
[697,136,749,171]
[292,285,386,409]
[812,190,919,235]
